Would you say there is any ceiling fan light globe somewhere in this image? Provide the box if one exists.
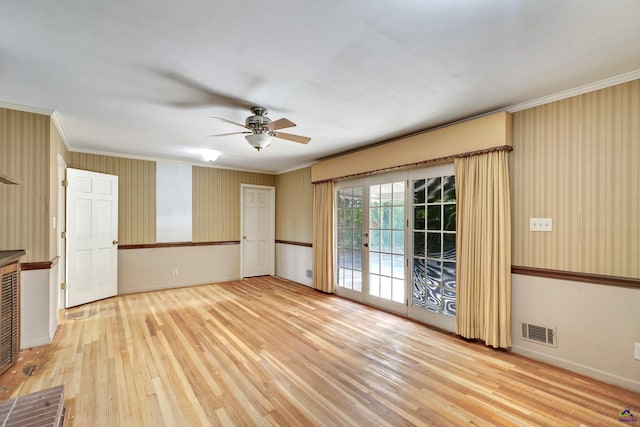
[200,149,221,162]
[245,134,272,150]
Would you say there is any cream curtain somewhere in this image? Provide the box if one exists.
[312,181,335,293]
[455,150,512,348]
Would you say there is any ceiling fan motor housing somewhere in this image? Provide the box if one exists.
[246,106,272,133]
[210,106,309,147]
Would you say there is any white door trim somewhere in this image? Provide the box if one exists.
[240,184,275,278]
[57,154,66,316]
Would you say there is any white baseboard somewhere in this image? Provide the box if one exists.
[275,275,312,288]
[49,322,58,344]
[117,276,239,295]
[512,344,640,393]
[21,336,53,348]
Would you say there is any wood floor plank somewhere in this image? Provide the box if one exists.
[2,277,639,426]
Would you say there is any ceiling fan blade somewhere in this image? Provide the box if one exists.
[272,131,311,144]
[211,117,250,129]
[208,132,252,137]
[266,118,296,131]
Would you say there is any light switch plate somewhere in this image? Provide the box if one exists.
[635,343,640,360]
[530,218,552,232]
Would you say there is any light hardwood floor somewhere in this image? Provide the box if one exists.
[4,277,639,426]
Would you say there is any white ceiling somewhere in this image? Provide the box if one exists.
[2,1,640,174]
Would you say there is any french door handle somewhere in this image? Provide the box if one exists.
[363,243,369,248]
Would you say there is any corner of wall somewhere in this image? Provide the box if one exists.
[275,243,312,287]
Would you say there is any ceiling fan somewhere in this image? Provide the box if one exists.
[211,106,311,151]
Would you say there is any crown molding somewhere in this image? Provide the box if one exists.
[69,147,278,175]
[0,100,54,116]
[72,147,205,166]
[507,69,640,113]
[50,111,71,150]
[276,162,317,175]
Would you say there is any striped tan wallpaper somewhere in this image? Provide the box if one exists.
[0,108,50,262]
[193,167,275,242]
[67,152,156,245]
[511,79,640,278]
[275,167,312,243]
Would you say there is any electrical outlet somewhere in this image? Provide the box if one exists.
[529,217,552,232]
[635,343,640,360]
[172,268,178,276]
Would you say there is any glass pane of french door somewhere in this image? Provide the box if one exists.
[411,175,456,314]
[336,186,363,292]
[368,182,405,304]
[408,163,456,332]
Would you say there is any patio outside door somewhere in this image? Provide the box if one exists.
[335,174,406,315]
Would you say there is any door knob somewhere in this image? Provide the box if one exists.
[363,243,369,248]
[112,240,119,245]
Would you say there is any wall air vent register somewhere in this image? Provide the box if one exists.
[521,322,556,347]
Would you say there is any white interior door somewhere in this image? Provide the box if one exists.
[66,168,118,307]
[241,185,275,278]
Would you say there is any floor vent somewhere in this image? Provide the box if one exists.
[0,385,66,426]
[521,322,556,347]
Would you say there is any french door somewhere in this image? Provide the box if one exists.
[334,164,457,331]
[407,164,457,331]
[335,173,407,314]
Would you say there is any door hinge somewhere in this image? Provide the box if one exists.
[61,179,68,187]
[60,282,66,290]
[61,231,67,238]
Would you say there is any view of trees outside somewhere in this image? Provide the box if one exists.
[336,186,363,291]
[412,175,457,316]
